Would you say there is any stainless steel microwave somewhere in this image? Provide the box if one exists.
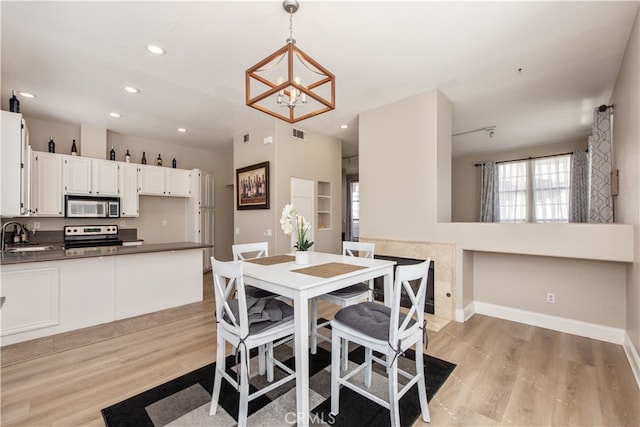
[65,195,120,218]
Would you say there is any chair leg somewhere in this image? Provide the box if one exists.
[415,344,431,423]
[341,338,349,371]
[388,354,400,427]
[210,336,226,415]
[258,344,266,375]
[310,298,318,354]
[364,347,373,388]
[330,329,341,416]
[266,342,275,383]
[238,347,250,427]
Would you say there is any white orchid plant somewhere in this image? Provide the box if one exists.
[280,204,314,251]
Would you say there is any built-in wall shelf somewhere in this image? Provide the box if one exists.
[317,181,331,230]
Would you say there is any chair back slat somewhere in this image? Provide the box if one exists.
[212,257,249,337]
[342,241,375,259]
[232,242,269,261]
[389,258,431,346]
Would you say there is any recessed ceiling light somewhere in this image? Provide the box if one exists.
[124,86,139,94]
[146,45,165,55]
[340,124,349,129]
[19,91,35,98]
[177,128,187,133]
[109,112,121,118]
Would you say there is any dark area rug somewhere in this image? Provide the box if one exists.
[103,341,455,427]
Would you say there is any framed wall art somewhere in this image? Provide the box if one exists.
[236,161,270,210]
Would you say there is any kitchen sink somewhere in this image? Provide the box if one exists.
[5,245,55,253]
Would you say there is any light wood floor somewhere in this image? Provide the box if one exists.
[1,273,638,426]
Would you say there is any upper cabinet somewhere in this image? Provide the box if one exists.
[119,163,139,217]
[138,165,191,197]
[31,151,63,217]
[63,156,119,196]
[0,111,29,217]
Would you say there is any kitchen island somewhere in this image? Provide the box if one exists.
[1,242,210,346]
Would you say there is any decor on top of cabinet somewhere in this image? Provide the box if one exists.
[125,149,131,163]
[109,146,116,161]
[236,161,269,210]
[172,157,177,168]
[280,203,313,264]
[141,151,147,164]
[9,90,20,113]
[157,154,162,166]
[48,137,55,153]
[71,140,78,156]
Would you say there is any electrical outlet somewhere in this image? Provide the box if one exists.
[33,222,40,230]
[162,220,167,227]
[120,221,126,228]
[546,292,556,304]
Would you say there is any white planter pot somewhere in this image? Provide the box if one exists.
[295,251,310,265]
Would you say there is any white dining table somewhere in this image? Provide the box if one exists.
[242,251,396,427]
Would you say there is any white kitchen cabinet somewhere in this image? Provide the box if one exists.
[64,155,92,194]
[92,159,120,196]
[0,265,60,337]
[165,168,191,197]
[138,164,191,197]
[59,257,115,330]
[138,164,165,195]
[200,170,215,208]
[64,156,119,196]
[0,111,30,217]
[119,163,139,217]
[114,250,202,319]
[186,169,214,271]
[31,151,64,216]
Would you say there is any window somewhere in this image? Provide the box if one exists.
[498,154,571,223]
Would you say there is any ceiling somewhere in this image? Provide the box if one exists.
[1,1,638,160]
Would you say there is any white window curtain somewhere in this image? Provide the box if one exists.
[588,108,613,223]
[569,150,589,222]
[479,161,499,222]
[531,155,570,223]
[498,161,528,222]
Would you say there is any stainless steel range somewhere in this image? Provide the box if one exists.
[63,225,122,249]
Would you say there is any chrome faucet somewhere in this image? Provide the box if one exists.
[1,221,24,252]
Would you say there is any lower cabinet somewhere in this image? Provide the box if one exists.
[0,265,60,337]
[0,249,203,346]
[114,250,202,319]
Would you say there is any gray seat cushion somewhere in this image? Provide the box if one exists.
[225,297,294,334]
[328,282,370,297]
[334,302,415,341]
[245,285,277,299]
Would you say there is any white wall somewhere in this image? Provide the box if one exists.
[233,119,342,256]
[359,88,634,341]
[611,9,640,365]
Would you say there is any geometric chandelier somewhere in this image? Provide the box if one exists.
[245,0,335,123]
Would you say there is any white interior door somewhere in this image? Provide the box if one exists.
[290,177,314,250]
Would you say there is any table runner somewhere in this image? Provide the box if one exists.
[245,255,295,265]
[293,262,366,278]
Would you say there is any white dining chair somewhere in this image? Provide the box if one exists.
[329,258,432,427]
[310,241,375,370]
[209,257,296,427]
[232,242,276,298]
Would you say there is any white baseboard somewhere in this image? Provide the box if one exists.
[473,301,625,344]
[623,332,640,391]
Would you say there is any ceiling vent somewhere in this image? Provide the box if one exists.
[292,128,306,141]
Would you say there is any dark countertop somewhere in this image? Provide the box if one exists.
[0,242,211,266]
